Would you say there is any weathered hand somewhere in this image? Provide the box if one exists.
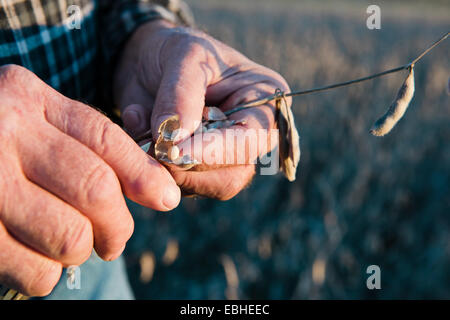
[115,20,290,199]
[0,65,180,296]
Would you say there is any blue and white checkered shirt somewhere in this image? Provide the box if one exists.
[0,0,192,114]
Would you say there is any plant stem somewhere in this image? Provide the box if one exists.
[410,32,449,66]
[224,32,449,116]
[285,64,409,98]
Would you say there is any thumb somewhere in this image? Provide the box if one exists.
[151,60,209,142]
[121,104,150,139]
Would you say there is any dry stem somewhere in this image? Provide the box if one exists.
[225,32,449,116]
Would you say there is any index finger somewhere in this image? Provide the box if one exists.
[174,103,278,171]
[43,88,181,211]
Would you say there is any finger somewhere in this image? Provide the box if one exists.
[122,103,151,139]
[0,223,62,297]
[114,74,156,113]
[206,65,291,108]
[173,82,285,171]
[17,123,133,260]
[175,115,278,171]
[151,45,213,142]
[43,89,180,211]
[0,173,93,266]
[170,164,255,200]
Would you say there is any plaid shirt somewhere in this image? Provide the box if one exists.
[0,0,193,113]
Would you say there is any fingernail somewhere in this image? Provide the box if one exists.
[163,185,181,210]
[105,244,126,261]
[122,110,141,130]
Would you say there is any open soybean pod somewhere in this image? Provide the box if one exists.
[154,115,198,170]
[202,106,227,121]
[276,97,300,182]
[370,66,415,136]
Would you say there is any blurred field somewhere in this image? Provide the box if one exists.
[124,0,450,299]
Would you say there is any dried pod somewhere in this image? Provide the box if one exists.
[203,106,227,121]
[172,154,199,170]
[370,67,415,136]
[158,115,180,141]
[205,120,235,130]
[154,115,199,170]
[276,97,300,182]
[154,115,180,162]
[154,138,173,161]
[205,119,246,131]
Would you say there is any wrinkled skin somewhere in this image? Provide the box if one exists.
[115,19,291,200]
[0,17,291,297]
[0,65,180,296]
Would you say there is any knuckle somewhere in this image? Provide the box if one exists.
[0,64,45,115]
[0,64,28,79]
[0,224,61,297]
[95,214,133,261]
[25,260,61,297]
[0,65,36,92]
[103,218,134,257]
[82,163,120,209]
[186,38,209,57]
[186,40,213,64]
[56,217,93,264]
[0,110,19,140]
[128,173,149,198]
[95,119,124,157]
[111,210,134,247]
[168,27,198,42]
[121,215,134,243]
[80,162,134,255]
[166,28,210,59]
